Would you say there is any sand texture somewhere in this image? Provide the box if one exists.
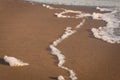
[0,0,120,80]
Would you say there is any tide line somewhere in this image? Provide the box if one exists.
[42,4,87,80]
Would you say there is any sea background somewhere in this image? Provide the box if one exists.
[25,0,120,7]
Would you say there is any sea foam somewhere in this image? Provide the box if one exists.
[46,4,86,79]
[4,55,29,67]
[58,75,65,80]
[43,4,117,80]
[91,7,120,43]
[25,0,120,44]
[54,9,91,19]
[49,27,77,80]
[42,4,120,80]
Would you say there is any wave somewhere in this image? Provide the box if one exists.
[25,0,120,7]
[91,7,120,43]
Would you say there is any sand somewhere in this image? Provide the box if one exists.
[0,0,120,80]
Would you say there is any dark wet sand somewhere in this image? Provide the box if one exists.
[0,0,120,80]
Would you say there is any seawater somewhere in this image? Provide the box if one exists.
[25,0,120,43]
[25,0,120,7]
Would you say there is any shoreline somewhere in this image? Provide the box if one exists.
[0,0,120,80]
[24,0,120,7]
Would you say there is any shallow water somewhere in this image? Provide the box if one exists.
[25,0,120,7]
[25,0,120,43]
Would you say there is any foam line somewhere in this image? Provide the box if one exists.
[42,4,87,80]
[4,55,29,67]
[75,19,86,29]
[49,22,85,80]
[53,27,76,46]
[96,7,113,12]
[42,4,55,9]
[49,27,77,80]
[42,4,65,10]
[50,9,85,80]
[49,28,77,80]
[54,10,91,19]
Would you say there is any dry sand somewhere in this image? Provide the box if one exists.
[0,0,120,80]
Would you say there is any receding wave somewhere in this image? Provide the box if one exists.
[91,7,120,43]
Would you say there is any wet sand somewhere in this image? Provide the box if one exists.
[0,0,120,80]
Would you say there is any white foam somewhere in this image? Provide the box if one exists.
[55,10,81,18]
[58,75,65,80]
[25,1,120,44]
[49,21,85,80]
[42,4,91,19]
[54,10,91,19]
[42,4,87,80]
[61,27,76,39]
[49,45,65,66]
[96,7,113,12]
[50,21,85,80]
[52,27,76,46]
[91,8,120,43]
[49,27,76,67]
[92,12,103,20]
[69,70,77,80]
[42,4,54,9]
[4,55,29,67]
[49,27,77,80]
[42,4,65,10]
[75,19,85,29]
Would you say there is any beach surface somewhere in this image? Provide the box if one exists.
[0,0,120,80]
